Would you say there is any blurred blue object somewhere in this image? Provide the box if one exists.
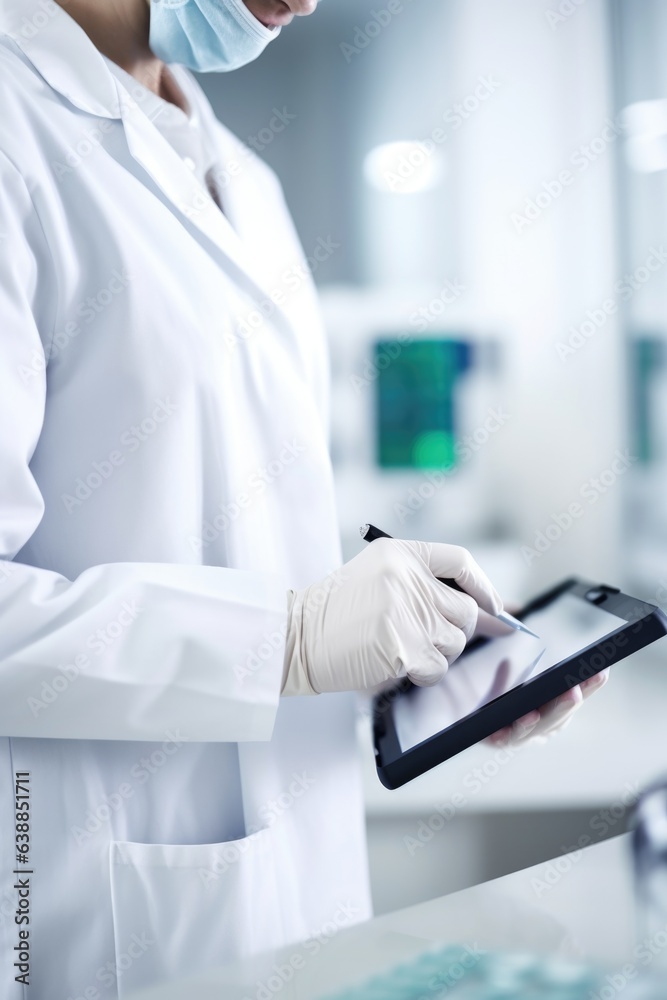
[321,944,665,999]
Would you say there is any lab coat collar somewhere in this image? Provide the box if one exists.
[0,0,289,320]
[0,0,122,119]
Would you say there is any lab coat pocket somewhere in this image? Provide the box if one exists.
[108,827,284,997]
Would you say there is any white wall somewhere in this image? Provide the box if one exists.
[342,0,627,591]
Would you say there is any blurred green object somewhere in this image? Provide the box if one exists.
[320,943,665,1000]
[412,429,455,470]
[375,338,472,470]
[631,336,666,465]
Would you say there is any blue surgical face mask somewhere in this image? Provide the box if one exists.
[149,0,280,73]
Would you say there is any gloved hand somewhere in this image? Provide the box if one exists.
[474,606,612,748]
[281,537,503,696]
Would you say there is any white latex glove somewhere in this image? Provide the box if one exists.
[281,537,503,696]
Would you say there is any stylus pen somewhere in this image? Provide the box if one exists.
[359,522,540,638]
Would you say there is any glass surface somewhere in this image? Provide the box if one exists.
[394,593,626,752]
[632,781,667,974]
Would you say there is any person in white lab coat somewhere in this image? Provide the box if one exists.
[0,0,609,996]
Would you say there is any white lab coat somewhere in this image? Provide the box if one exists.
[0,1,371,996]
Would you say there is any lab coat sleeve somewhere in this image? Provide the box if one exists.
[0,150,287,743]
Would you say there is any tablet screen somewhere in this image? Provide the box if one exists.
[394,592,625,752]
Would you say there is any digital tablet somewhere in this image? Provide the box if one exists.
[373,578,667,789]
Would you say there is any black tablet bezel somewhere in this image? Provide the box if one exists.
[373,578,667,790]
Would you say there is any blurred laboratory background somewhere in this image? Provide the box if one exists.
[199,0,667,916]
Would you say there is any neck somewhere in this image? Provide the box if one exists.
[54,0,169,98]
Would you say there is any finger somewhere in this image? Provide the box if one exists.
[581,668,610,698]
[525,712,575,742]
[431,618,468,665]
[541,684,584,720]
[524,685,584,739]
[513,707,543,732]
[384,540,478,638]
[489,685,586,747]
[426,579,479,640]
[406,644,449,686]
[487,710,541,746]
[485,658,513,702]
[423,541,503,616]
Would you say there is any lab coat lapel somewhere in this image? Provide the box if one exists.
[118,95,271,298]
